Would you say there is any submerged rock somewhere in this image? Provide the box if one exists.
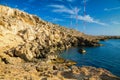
[79,48,86,54]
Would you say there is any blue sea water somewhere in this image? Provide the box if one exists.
[60,39,120,77]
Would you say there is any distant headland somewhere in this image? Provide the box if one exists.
[0,5,120,80]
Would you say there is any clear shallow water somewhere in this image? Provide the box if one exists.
[60,39,120,77]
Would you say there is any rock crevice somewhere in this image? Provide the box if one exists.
[0,5,120,80]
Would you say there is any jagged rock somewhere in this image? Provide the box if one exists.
[0,5,120,80]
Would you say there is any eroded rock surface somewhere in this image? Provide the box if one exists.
[0,59,120,80]
[0,5,102,61]
[0,5,120,80]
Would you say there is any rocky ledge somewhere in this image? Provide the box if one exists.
[0,5,120,80]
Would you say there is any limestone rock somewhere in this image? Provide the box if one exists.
[0,5,120,80]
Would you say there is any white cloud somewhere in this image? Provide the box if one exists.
[48,5,65,9]
[67,15,107,26]
[74,7,80,15]
[48,4,107,26]
[112,21,120,24]
[104,7,120,11]
[53,9,75,14]
[70,15,107,26]
[49,4,80,15]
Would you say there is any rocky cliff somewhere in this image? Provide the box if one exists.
[0,5,120,80]
[0,5,101,61]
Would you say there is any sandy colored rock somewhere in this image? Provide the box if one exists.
[0,5,120,80]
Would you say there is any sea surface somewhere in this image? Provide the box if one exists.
[60,39,120,77]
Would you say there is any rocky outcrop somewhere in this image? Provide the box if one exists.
[0,5,120,80]
[95,36,120,41]
[0,59,120,80]
[0,5,101,61]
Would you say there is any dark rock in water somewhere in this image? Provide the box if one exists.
[100,38,108,41]
[79,48,86,54]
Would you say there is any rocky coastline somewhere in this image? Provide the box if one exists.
[0,5,120,80]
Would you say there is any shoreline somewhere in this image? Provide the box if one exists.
[59,40,120,77]
[0,5,120,80]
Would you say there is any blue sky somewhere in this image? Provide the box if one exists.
[0,0,120,35]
